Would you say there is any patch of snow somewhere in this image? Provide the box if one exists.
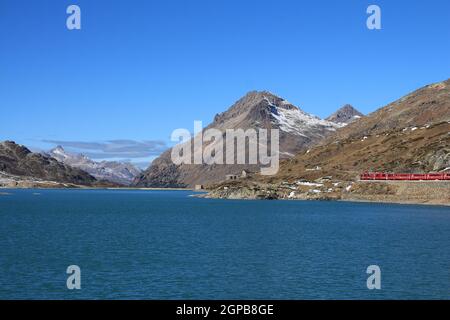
[305,166,321,171]
[268,97,343,136]
[297,181,323,187]
[346,185,352,192]
[263,97,276,108]
[280,151,295,157]
[288,191,296,198]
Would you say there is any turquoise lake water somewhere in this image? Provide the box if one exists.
[0,189,449,299]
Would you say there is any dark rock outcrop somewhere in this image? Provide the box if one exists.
[326,104,364,124]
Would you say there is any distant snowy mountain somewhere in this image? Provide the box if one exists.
[49,146,141,185]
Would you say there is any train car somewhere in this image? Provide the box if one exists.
[360,172,450,181]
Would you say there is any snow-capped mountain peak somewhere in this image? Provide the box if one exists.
[52,145,68,157]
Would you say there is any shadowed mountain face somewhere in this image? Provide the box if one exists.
[326,104,363,124]
[49,146,141,185]
[0,141,96,185]
[133,91,344,188]
[271,79,450,182]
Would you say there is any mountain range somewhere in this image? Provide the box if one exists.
[1,78,448,192]
[0,141,96,186]
[204,79,450,203]
[48,146,141,185]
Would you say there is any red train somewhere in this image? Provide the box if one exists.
[360,172,450,181]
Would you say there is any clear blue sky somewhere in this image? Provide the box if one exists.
[1,0,449,167]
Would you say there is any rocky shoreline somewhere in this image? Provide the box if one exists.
[0,171,85,189]
[200,179,450,206]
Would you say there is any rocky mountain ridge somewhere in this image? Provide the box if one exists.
[0,141,97,186]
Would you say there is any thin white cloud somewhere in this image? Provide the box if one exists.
[43,139,167,159]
